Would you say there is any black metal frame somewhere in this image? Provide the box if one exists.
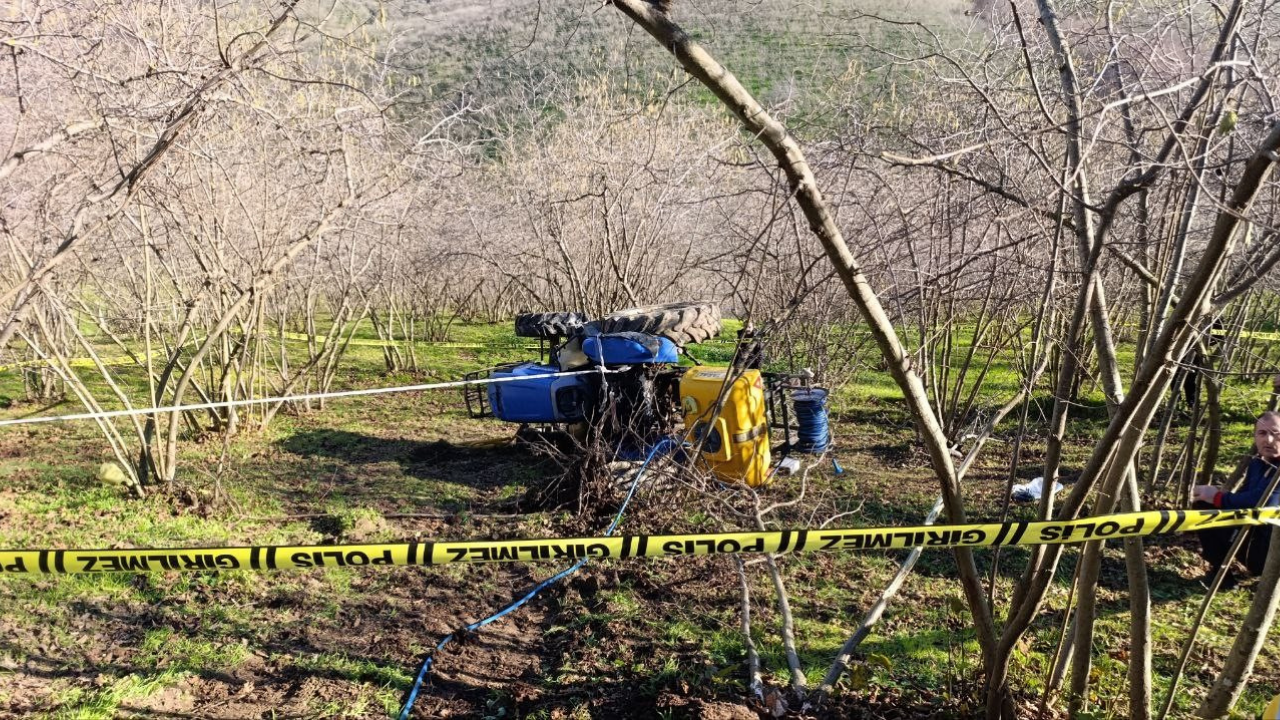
[463,362,522,419]
[536,333,576,365]
[762,371,814,455]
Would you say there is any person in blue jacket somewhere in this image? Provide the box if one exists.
[1193,411,1280,582]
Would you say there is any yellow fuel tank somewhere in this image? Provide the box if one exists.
[680,367,771,487]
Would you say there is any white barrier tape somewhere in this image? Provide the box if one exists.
[272,331,542,350]
[0,367,620,429]
[0,340,542,374]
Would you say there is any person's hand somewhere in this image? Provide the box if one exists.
[1192,484,1220,505]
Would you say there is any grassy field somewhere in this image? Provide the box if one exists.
[0,320,1277,718]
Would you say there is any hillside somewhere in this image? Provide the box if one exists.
[367,0,975,130]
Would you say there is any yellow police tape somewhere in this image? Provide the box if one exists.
[0,336,539,373]
[1210,328,1280,342]
[0,351,160,374]
[1,508,1276,576]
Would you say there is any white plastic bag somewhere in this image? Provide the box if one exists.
[1011,476,1063,503]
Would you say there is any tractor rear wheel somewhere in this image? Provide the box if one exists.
[514,311,588,338]
[598,302,722,345]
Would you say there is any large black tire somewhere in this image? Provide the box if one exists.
[514,311,588,338]
[597,302,722,345]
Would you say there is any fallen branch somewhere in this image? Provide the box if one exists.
[734,555,764,700]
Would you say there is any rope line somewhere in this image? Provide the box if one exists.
[0,368,625,429]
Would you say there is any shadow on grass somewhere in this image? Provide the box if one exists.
[906,536,1209,607]
[6,641,412,719]
[1,561,553,718]
[272,428,558,511]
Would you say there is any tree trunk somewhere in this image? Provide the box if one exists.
[1199,370,1224,487]
[1121,473,1154,720]
[608,0,999,667]
[1197,525,1280,717]
[995,116,1280,718]
[0,2,300,350]
[163,195,355,481]
[1146,385,1182,491]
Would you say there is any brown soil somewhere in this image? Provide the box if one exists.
[1,393,1275,719]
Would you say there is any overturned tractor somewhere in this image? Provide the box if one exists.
[464,302,834,491]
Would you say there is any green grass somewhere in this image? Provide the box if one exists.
[42,670,185,720]
[136,629,250,674]
[291,652,409,710]
[2,317,1279,717]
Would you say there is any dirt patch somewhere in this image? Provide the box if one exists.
[3,389,1277,719]
[0,564,558,718]
[656,693,760,719]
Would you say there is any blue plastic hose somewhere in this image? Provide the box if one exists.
[791,388,843,475]
[791,388,832,453]
[397,438,676,720]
